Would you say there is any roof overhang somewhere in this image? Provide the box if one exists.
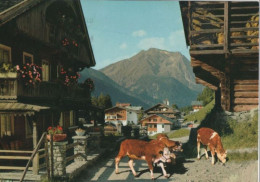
[0,102,50,116]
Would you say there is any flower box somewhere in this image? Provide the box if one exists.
[75,130,86,136]
[0,72,17,78]
[47,134,67,142]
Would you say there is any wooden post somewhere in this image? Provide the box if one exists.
[44,135,50,180]
[188,1,192,46]
[224,2,230,56]
[32,120,39,175]
[50,134,54,178]
[215,87,221,109]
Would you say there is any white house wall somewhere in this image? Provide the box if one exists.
[164,124,171,133]
[126,111,138,125]
[157,124,164,133]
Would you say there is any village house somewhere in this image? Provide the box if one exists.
[191,101,203,112]
[144,103,181,120]
[140,114,177,136]
[0,0,95,175]
[104,104,142,126]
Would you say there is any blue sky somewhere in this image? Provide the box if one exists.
[81,0,189,69]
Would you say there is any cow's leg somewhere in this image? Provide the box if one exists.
[159,162,169,178]
[146,159,155,179]
[115,156,122,174]
[128,159,137,177]
[209,146,215,165]
[204,145,209,159]
[197,141,201,160]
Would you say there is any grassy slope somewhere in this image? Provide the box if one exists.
[149,128,190,139]
[222,113,258,149]
[182,100,258,161]
[184,100,215,123]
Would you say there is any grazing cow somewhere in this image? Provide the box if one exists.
[197,127,227,165]
[115,139,172,179]
[156,133,183,152]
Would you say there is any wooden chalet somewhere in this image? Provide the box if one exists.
[0,0,96,175]
[180,1,259,112]
[144,103,181,120]
[191,101,203,112]
[140,114,177,136]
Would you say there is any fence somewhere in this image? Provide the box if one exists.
[0,132,101,181]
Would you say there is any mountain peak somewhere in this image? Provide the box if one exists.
[100,49,202,107]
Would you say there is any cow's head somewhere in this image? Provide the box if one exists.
[159,147,172,163]
[171,141,183,152]
[217,150,227,164]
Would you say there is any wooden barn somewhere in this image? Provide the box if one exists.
[0,0,95,175]
[180,1,259,112]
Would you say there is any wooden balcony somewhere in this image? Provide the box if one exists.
[0,74,90,105]
[181,1,259,55]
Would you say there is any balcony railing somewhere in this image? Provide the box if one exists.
[0,74,90,102]
[188,1,259,55]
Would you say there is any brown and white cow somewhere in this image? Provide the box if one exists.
[115,139,172,179]
[197,127,227,165]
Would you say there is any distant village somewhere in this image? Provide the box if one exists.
[80,99,204,137]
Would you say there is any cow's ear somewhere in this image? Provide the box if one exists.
[159,151,163,155]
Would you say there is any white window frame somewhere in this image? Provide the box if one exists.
[42,59,50,81]
[23,52,34,64]
[70,110,74,126]
[0,44,12,63]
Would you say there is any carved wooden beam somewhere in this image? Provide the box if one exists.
[193,67,220,87]
[195,77,218,90]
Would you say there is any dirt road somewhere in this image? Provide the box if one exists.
[75,152,258,182]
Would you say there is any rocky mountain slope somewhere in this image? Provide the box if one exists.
[100,48,202,107]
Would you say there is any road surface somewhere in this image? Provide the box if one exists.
[75,151,258,182]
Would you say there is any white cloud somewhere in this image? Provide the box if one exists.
[132,30,147,37]
[168,30,190,58]
[119,43,127,50]
[169,30,186,47]
[138,37,166,50]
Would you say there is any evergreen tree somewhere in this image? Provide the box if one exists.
[197,87,215,106]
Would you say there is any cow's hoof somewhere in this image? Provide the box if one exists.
[151,177,155,180]
[164,174,170,178]
[197,158,200,160]
[115,171,119,174]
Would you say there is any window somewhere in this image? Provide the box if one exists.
[60,111,74,128]
[42,60,50,81]
[23,52,34,64]
[0,44,11,64]
[0,115,14,137]
[162,124,164,128]
[153,118,157,122]
[154,124,157,128]
[25,117,33,138]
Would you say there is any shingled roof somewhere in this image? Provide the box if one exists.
[0,0,24,13]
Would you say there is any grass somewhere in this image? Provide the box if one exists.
[228,151,258,162]
[167,128,190,138]
[149,128,190,139]
[184,100,215,123]
[222,113,258,150]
